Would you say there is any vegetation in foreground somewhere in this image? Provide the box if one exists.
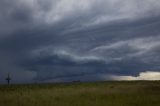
[0,81,160,106]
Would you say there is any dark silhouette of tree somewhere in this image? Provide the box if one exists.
[5,74,11,85]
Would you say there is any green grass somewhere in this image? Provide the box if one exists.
[0,81,160,106]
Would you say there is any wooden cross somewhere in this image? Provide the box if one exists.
[5,74,11,85]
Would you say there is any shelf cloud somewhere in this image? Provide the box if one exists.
[0,0,160,83]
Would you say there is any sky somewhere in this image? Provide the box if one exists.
[0,0,160,84]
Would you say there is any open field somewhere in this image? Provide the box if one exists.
[0,81,160,106]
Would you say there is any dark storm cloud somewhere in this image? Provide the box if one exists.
[0,0,34,34]
[0,0,160,83]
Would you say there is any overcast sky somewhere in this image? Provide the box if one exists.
[0,0,160,84]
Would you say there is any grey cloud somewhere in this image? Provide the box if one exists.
[0,0,160,83]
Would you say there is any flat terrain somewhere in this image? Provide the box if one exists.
[0,81,160,106]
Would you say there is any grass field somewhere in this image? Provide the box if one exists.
[0,81,160,106]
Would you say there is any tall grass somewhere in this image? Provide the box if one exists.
[0,81,160,106]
